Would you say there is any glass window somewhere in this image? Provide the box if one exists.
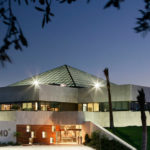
[88,103,93,112]
[103,102,109,112]
[122,102,129,110]
[41,104,48,111]
[26,125,30,132]
[50,137,54,144]
[94,103,99,112]
[31,131,35,138]
[22,103,32,110]
[42,131,46,138]
[35,102,38,110]
[83,104,87,112]
[50,102,60,111]
[78,104,82,111]
[52,126,56,132]
[1,104,11,110]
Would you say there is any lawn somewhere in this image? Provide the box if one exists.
[107,126,150,150]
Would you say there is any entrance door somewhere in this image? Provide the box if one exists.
[58,125,82,144]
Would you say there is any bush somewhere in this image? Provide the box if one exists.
[84,131,130,150]
[11,104,21,110]
[0,141,20,146]
[84,134,91,144]
[101,137,130,150]
[89,131,100,150]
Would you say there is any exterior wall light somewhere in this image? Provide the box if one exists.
[33,80,39,87]
[94,82,101,89]
[60,83,66,87]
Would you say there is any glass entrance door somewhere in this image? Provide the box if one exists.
[57,125,82,144]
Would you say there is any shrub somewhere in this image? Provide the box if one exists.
[89,131,100,150]
[7,141,14,145]
[84,134,91,144]
[11,104,20,110]
[84,131,130,150]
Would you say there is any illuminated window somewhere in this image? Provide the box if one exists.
[41,104,49,111]
[31,131,35,138]
[78,104,82,111]
[83,104,87,112]
[42,131,46,138]
[29,138,33,144]
[35,102,38,110]
[22,103,32,110]
[50,137,54,144]
[1,104,11,110]
[26,125,30,132]
[76,125,82,129]
[88,103,93,112]
[94,103,99,112]
[52,126,56,132]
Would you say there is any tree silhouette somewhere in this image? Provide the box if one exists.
[0,0,150,65]
[137,89,147,150]
[103,68,114,129]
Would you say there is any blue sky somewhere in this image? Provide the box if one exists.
[1,0,150,87]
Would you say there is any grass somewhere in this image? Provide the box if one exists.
[107,126,150,150]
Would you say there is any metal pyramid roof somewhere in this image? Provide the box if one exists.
[9,65,105,87]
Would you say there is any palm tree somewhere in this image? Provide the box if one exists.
[137,89,147,150]
[103,68,114,129]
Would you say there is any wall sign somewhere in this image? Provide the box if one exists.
[0,129,9,137]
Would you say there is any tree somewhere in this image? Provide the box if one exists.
[103,68,114,129]
[137,89,147,150]
[0,0,150,65]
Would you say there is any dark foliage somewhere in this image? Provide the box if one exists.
[137,89,147,150]
[101,137,130,150]
[137,89,146,110]
[84,133,91,144]
[0,0,54,66]
[104,0,124,9]
[84,132,130,150]
[0,0,149,66]
[134,0,150,34]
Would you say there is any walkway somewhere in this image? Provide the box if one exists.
[0,145,95,150]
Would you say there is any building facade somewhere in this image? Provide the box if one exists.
[0,65,150,145]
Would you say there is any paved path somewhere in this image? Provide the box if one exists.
[0,145,95,150]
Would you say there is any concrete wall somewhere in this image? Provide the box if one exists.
[131,84,150,102]
[0,85,39,103]
[0,84,132,104]
[83,111,150,127]
[78,84,132,103]
[39,85,78,103]
[0,111,16,121]
[0,111,150,127]
[0,121,16,143]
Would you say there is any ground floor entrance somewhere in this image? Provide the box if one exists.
[17,124,82,145]
[56,125,82,144]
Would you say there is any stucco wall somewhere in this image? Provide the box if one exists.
[0,111,16,121]
[0,111,149,127]
[78,84,132,103]
[0,85,39,103]
[0,121,16,143]
[83,111,150,127]
[39,85,78,103]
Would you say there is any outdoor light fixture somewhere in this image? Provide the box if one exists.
[94,82,101,89]
[60,83,66,87]
[33,80,39,87]
[94,82,103,89]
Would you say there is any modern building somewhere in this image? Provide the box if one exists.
[0,65,150,145]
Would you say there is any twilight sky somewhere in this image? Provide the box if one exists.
[1,0,150,87]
